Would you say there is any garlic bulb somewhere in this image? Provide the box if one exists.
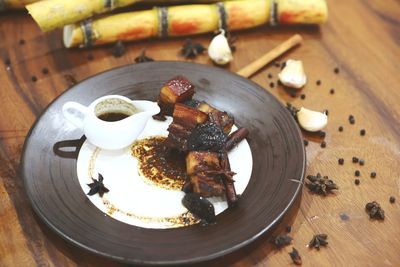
[296,107,328,132]
[278,59,307,89]
[208,31,233,65]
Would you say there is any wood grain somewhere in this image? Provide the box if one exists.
[1,0,400,266]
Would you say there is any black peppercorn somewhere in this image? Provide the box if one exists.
[31,76,37,82]
[359,159,365,166]
[349,115,355,124]
[330,88,335,94]
[268,73,273,79]
[352,157,359,163]
[319,131,326,138]
[269,82,275,88]
[334,67,340,74]
[338,158,344,165]
[304,139,309,146]
[19,39,25,45]
[389,196,395,203]
[338,126,343,132]
[320,141,326,148]
[360,129,366,136]
[286,226,292,233]
[355,179,360,185]
[370,172,376,178]
[300,94,306,99]
[316,80,321,86]
[355,170,360,177]
[41,67,49,75]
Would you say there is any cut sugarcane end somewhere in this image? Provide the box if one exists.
[296,107,328,132]
[63,24,82,48]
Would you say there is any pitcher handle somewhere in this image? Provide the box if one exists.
[62,101,89,130]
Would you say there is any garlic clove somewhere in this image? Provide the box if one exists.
[208,32,233,65]
[278,59,307,89]
[296,107,328,132]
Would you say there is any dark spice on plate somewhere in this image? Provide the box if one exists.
[269,82,275,88]
[365,201,384,220]
[316,80,321,86]
[370,171,376,178]
[87,173,110,197]
[354,179,360,185]
[305,173,338,195]
[41,67,49,75]
[338,126,343,132]
[304,139,309,146]
[308,234,328,250]
[19,39,25,45]
[181,39,206,58]
[135,49,154,63]
[111,40,125,58]
[359,159,365,166]
[286,225,292,233]
[320,141,326,148]
[360,129,366,136]
[270,234,293,249]
[389,196,396,203]
[355,170,360,177]
[268,73,273,79]
[300,94,306,99]
[289,248,302,265]
[319,131,326,138]
[352,157,359,163]
[334,67,340,74]
[330,88,335,94]
[31,75,37,82]
[324,109,329,116]
[338,158,344,165]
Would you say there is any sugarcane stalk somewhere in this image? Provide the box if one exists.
[63,0,327,48]
[26,0,145,32]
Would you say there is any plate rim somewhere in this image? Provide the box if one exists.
[21,61,306,265]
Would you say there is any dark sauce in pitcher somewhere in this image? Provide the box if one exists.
[97,112,130,122]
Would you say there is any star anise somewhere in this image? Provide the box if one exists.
[365,201,385,220]
[308,234,328,250]
[135,49,154,63]
[305,173,338,196]
[180,39,206,58]
[87,173,109,197]
[289,247,302,265]
[286,103,299,118]
[270,234,293,249]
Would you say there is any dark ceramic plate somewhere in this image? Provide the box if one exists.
[21,61,305,265]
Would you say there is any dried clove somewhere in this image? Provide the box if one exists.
[289,247,302,265]
[305,173,338,196]
[87,173,110,197]
[365,201,384,220]
[270,234,293,249]
[135,49,154,63]
[181,39,206,59]
[308,234,328,250]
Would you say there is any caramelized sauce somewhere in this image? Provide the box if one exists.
[97,112,130,122]
[131,136,187,190]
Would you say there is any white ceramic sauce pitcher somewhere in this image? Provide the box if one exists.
[62,95,160,150]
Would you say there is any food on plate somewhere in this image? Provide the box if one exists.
[151,75,249,220]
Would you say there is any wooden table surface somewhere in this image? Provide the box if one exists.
[1,0,399,266]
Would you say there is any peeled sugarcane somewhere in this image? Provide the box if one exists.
[26,0,145,32]
[63,0,328,48]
